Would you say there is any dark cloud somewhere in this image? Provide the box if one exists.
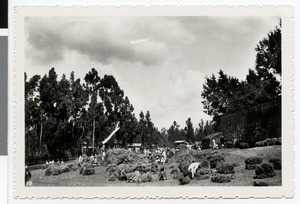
[25,17,168,66]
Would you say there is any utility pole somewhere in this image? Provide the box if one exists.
[92,119,95,153]
[40,123,43,145]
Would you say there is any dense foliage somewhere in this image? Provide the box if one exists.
[202,26,281,118]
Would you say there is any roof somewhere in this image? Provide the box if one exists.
[202,132,223,140]
[102,122,120,144]
[128,143,142,147]
[174,140,188,144]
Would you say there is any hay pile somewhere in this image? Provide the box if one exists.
[79,163,95,175]
[44,163,77,176]
[168,149,228,185]
[211,175,231,183]
[104,149,157,183]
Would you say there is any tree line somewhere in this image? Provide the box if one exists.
[202,26,281,119]
[25,68,212,161]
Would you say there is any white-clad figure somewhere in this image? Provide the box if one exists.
[102,149,106,161]
[188,162,201,178]
[161,150,167,165]
[78,155,82,163]
[212,139,218,149]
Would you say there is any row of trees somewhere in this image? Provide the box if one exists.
[201,26,281,119]
[25,67,213,160]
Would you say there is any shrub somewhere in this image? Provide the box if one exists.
[211,175,231,183]
[275,138,282,145]
[245,157,263,170]
[265,138,272,146]
[254,163,275,179]
[255,165,264,175]
[269,158,281,170]
[216,162,235,174]
[245,157,263,164]
[254,181,270,186]
[261,163,275,175]
[239,142,249,149]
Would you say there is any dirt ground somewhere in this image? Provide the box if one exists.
[30,145,282,186]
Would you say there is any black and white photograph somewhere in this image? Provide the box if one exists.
[13,5,294,198]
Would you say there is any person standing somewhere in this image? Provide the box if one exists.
[220,136,225,148]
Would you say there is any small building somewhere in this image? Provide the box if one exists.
[201,132,223,149]
[174,140,189,146]
[127,143,142,152]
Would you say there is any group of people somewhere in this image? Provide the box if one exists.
[143,147,168,166]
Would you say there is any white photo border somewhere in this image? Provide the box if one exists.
[13,5,294,199]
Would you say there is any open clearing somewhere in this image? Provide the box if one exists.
[30,146,281,186]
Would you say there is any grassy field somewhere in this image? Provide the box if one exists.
[30,145,281,186]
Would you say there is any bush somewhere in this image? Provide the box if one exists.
[254,181,270,186]
[211,175,231,183]
[245,157,263,165]
[245,157,263,170]
[216,162,235,174]
[269,158,281,170]
[261,163,275,175]
[239,142,249,149]
[275,138,282,145]
[254,163,275,179]
[255,165,264,175]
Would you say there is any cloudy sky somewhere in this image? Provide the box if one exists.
[25,16,280,130]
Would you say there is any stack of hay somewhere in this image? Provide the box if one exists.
[105,149,156,183]
[79,163,95,175]
[44,164,70,176]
